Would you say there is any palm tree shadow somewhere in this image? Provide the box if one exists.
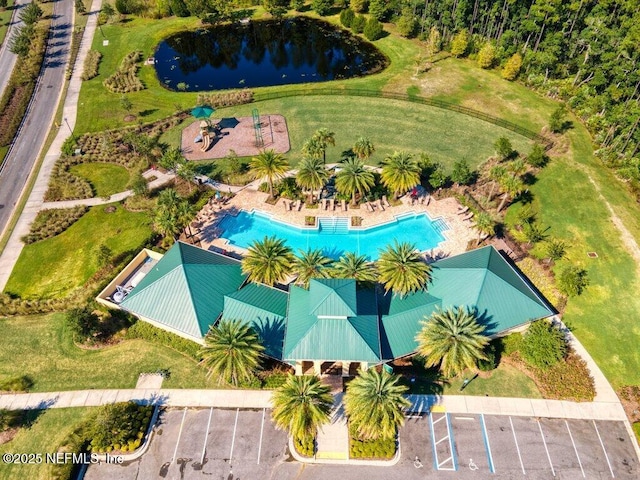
[253,316,286,360]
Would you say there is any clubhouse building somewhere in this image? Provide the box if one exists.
[98,242,554,375]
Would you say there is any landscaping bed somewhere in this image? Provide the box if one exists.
[349,425,395,460]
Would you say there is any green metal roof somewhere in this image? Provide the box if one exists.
[309,279,358,317]
[283,282,381,362]
[222,283,288,359]
[121,242,246,339]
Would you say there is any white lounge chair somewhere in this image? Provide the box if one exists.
[329,198,335,211]
[342,199,347,211]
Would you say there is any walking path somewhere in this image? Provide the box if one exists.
[0,0,102,291]
[0,388,627,421]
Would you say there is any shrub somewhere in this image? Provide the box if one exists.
[477,343,497,371]
[364,17,383,41]
[82,50,102,81]
[500,332,523,355]
[396,9,417,38]
[549,104,567,133]
[520,320,566,370]
[368,0,388,20]
[169,0,190,16]
[501,53,522,80]
[351,14,366,34]
[340,8,355,27]
[350,0,367,13]
[526,143,548,168]
[293,434,315,457]
[535,352,595,401]
[311,0,332,15]
[451,159,475,185]
[103,51,145,93]
[195,90,253,108]
[349,424,396,459]
[494,136,513,160]
[290,0,305,11]
[21,206,89,244]
[477,43,496,68]
[125,320,201,359]
[66,306,103,341]
[89,402,153,452]
[0,375,34,392]
[557,265,589,297]
[115,0,137,14]
[450,29,469,57]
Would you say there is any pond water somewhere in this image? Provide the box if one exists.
[154,18,388,92]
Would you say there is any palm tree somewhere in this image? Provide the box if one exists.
[241,236,295,286]
[473,212,496,245]
[332,252,377,282]
[153,208,179,240]
[487,165,507,200]
[380,151,421,199]
[176,199,197,239]
[301,137,324,161]
[313,128,336,164]
[249,150,289,199]
[415,306,489,378]
[296,157,329,203]
[335,158,375,205]
[497,175,525,211]
[343,368,410,440]
[198,319,265,386]
[352,137,375,161]
[544,238,566,263]
[272,374,333,440]
[377,241,431,296]
[176,161,197,192]
[292,249,333,288]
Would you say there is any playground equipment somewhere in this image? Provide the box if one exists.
[199,120,211,152]
[252,108,264,147]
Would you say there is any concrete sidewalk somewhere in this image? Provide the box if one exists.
[0,388,627,421]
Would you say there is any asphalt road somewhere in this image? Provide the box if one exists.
[0,0,30,97]
[0,0,73,234]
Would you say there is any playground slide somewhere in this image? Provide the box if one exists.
[200,133,210,152]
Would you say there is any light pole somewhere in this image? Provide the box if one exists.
[63,117,75,142]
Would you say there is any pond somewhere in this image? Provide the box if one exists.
[154,17,388,92]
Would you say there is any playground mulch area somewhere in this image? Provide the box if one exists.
[181,114,291,161]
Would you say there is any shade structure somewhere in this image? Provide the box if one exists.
[191,105,214,119]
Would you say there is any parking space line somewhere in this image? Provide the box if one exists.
[257,408,266,465]
[428,412,439,470]
[593,420,615,478]
[229,408,239,461]
[200,407,213,465]
[565,421,585,478]
[509,416,526,475]
[171,407,188,464]
[446,413,458,471]
[537,419,556,477]
[480,414,495,473]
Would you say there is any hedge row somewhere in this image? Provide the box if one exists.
[125,320,201,360]
[66,26,85,80]
[82,50,102,81]
[103,51,145,93]
[90,402,153,453]
[21,206,89,244]
[0,25,48,148]
[349,431,395,459]
[44,157,94,201]
[196,89,254,109]
[293,434,315,457]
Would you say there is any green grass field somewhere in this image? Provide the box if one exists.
[69,163,131,197]
[0,313,211,391]
[0,2,15,48]
[444,364,542,398]
[0,408,94,480]
[5,204,151,299]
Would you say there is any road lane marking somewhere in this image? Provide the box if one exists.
[480,414,495,473]
[593,420,615,478]
[171,407,188,464]
[229,408,239,461]
[565,420,585,478]
[200,407,213,465]
[257,408,266,464]
[537,420,556,477]
[509,416,526,475]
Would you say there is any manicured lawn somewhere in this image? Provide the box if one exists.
[506,123,640,389]
[170,95,533,170]
[0,314,211,391]
[0,408,94,480]
[5,204,151,299]
[69,162,131,197]
[443,364,542,398]
[0,1,15,48]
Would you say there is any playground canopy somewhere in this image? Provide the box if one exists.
[191,105,214,119]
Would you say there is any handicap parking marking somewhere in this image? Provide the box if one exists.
[449,414,492,474]
[480,414,495,473]
[593,420,615,478]
[565,420,586,478]
[429,411,457,471]
[537,419,556,477]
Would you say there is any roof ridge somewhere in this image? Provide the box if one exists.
[347,317,381,359]
[123,264,182,301]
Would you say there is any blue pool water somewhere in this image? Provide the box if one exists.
[217,210,448,260]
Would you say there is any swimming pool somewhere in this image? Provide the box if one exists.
[217,210,448,260]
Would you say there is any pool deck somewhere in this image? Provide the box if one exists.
[188,178,477,260]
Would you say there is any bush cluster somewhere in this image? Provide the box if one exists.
[520,320,566,370]
[125,320,201,360]
[82,50,103,81]
[349,431,395,459]
[103,51,145,93]
[195,90,253,108]
[66,26,86,80]
[293,435,315,457]
[534,352,595,401]
[21,206,89,244]
[89,402,153,453]
[45,157,94,201]
[0,26,47,147]
[0,375,33,393]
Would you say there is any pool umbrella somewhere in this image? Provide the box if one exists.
[191,105,215,119]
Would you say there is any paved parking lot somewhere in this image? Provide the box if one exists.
[84,407,288,480]
[86,408,638,480]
